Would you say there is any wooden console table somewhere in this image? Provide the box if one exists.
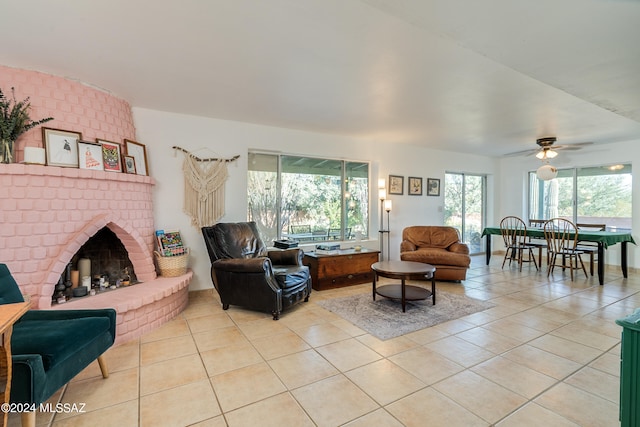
[303,248,380,291]
[0,301,30,427]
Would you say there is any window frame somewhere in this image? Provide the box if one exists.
[247,151,370,244]
[528,163,632,230]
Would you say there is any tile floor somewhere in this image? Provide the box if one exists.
[12,254,636,427]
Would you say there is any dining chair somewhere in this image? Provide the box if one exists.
[543,218,588,280]
[576,223,606,276]
[499,216,539,271]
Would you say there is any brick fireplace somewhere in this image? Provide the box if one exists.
[0,163,192,344]
[0,65,192,344]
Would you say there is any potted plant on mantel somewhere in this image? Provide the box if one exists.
[0,87,53,164]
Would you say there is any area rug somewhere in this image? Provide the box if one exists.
[317,291,495,340]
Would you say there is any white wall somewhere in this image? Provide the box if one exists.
[497,140,640,270]
[133,107,498,290]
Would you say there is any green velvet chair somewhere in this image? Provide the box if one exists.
[0,264,116,427]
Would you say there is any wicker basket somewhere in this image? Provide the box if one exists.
[154,248,189,277]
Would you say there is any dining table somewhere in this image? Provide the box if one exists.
[481,227,635,286]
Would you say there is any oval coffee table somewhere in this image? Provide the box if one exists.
[371,260,436,312]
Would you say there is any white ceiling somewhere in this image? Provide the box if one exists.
[1,0,639,157]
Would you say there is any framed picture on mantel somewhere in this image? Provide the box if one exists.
[123,155,136,174]
[98,139,122,173]
[43,128,81,168]
[78,140,104,171]
[125,139,148,176]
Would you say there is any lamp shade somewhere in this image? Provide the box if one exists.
[379,188,386,200]
[384,199,392,211]
[536,164,558,180]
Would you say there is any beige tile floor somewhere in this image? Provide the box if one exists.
[11,254,637,427]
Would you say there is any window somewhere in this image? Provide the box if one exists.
[529,163,632,230]
[444,172,486,254]
[247,152,369,244]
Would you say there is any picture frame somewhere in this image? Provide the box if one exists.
[123,155,137,174]
[124,139,148,176]
[408,177,422,195]
[43,128,82,168]
[98,139,122,173]
[427,178,441,196]
[78,141,104,170]
[388,175,404,195]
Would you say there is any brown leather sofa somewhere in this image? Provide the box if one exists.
[400,226,471,281]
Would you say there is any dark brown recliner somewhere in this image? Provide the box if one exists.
[201,222,312,319]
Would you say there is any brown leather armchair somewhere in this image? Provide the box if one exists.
[201,222,311,319]
[400,226,471,281]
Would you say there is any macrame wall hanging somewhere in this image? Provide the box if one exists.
[172,146,240,228]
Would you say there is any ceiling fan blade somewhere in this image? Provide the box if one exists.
[503,148,538,157]
[555,142,594,151]
[504,140,593,157]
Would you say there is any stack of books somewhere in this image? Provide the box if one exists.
[273,239,299,249]
[315,243,341,255]
[155,229,187,256]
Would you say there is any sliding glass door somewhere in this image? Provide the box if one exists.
[444,172,486,254]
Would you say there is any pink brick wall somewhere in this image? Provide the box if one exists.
[0,65,135,162]
[0,164,158,308]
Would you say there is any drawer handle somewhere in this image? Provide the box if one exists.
[348,274,353,279]
[348,255,353,259]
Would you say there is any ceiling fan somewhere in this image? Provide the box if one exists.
[505,137,593,158]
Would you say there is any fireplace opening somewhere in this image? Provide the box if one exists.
[53,227,138,304]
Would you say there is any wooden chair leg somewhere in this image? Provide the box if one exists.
[97,355,109,378]
[569,255,574,281]
[518,248,523,272]
[21,411,35,427]
[501,249,509,269]
[579,255,588,278]
[529,248,538,270]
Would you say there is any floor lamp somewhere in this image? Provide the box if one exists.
[378,181,392,261]
[384,199,392,260]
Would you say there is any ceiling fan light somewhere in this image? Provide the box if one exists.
[535,149,558,160]
[536,164,558,181]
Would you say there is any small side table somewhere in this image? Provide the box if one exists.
[0,301,30,427]
[372,261,436,312]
